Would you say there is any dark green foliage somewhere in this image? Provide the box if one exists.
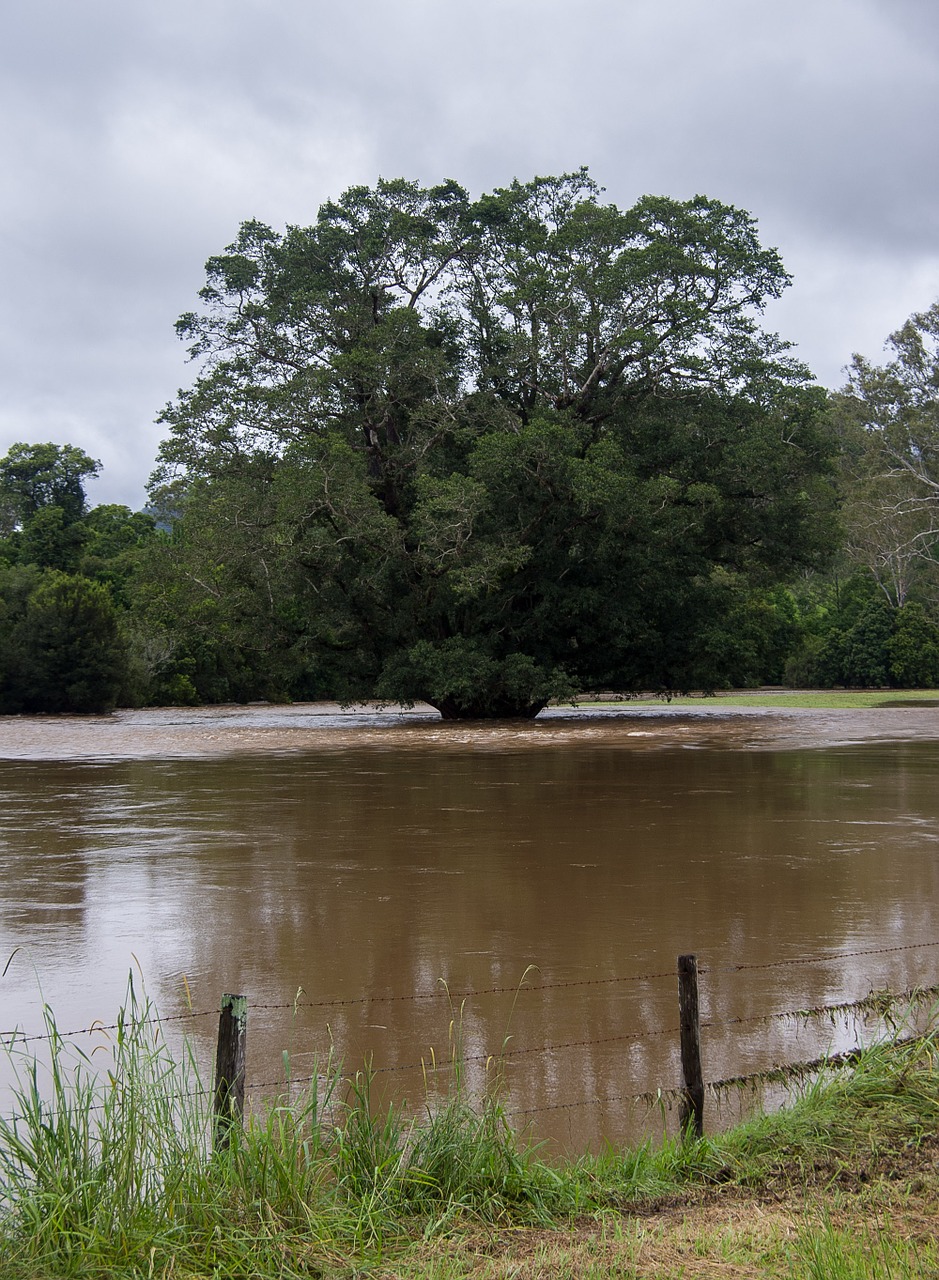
[840,599,895,687]
[887,602,939,686]
[0,564,42,711]
[0,445,100,575]
[13,504,88,571]
[377,637,575,719]
[78,505,156,604]
[0,442,100,531]
[147,172,837,714]
[676,584,803,690]
[0,570,127,713]
[784,575,939,689]
[0,446,161,713]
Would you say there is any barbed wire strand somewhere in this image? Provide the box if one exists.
[254,968,678,1013]
[243,984,939,1095]
[244,1025,685,1094]
[704,939,939,976]
[0,1008,220,1046]
[3,940,935,1046]
[703,983,939,1035]
[10,1027,934,1128]
[508,1033,933,1118]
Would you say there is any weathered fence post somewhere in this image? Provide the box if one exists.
[677,954,704,1139]
[213,993,247,1151]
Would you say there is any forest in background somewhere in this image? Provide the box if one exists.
[2,173,938,717]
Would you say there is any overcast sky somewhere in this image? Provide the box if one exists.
[2,0,938,508]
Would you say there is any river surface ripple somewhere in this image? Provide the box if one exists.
[2,701,938,1151]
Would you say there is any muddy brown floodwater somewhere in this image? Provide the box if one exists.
[2,701,939,1152]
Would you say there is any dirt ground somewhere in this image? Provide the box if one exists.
[374,1135,939,1278]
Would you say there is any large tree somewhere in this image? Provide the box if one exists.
[835,302,939,608]
[0,442,101,572]
[0,444,159,713]
[0,568,127,714]
[149,172,836,716]
[0,442,100,531]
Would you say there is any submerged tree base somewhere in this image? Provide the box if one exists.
[376,639,573,721]
[434,696,548,720]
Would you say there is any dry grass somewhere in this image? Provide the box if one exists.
[380,1155,939,1278]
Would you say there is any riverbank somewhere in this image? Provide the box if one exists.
[577,687,939,710]
[1,690,939,761]
[1,1004,937,1279]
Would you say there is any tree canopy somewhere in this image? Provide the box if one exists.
[832,302,939,607]
[0,442,100,533]
[0,444,155,714]
[149,171,836,716]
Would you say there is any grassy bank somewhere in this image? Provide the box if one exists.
[579,688,939,710]
[1,991,938,1277]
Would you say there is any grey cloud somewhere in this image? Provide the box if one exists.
[1,0,938,505]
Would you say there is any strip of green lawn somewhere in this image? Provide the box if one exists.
[577,689,939,710]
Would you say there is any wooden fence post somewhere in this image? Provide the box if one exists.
[677,954,704,1139]
[213,993,247,1151]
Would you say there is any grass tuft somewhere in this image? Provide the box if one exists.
[2,985,938,1277]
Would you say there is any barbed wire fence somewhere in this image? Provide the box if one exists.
[2,939,938,1145]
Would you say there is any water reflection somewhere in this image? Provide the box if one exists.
[1,708,939,1151]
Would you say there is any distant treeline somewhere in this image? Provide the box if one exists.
[3,174,939,717]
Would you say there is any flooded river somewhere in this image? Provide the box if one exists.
[1,701,939,1152]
